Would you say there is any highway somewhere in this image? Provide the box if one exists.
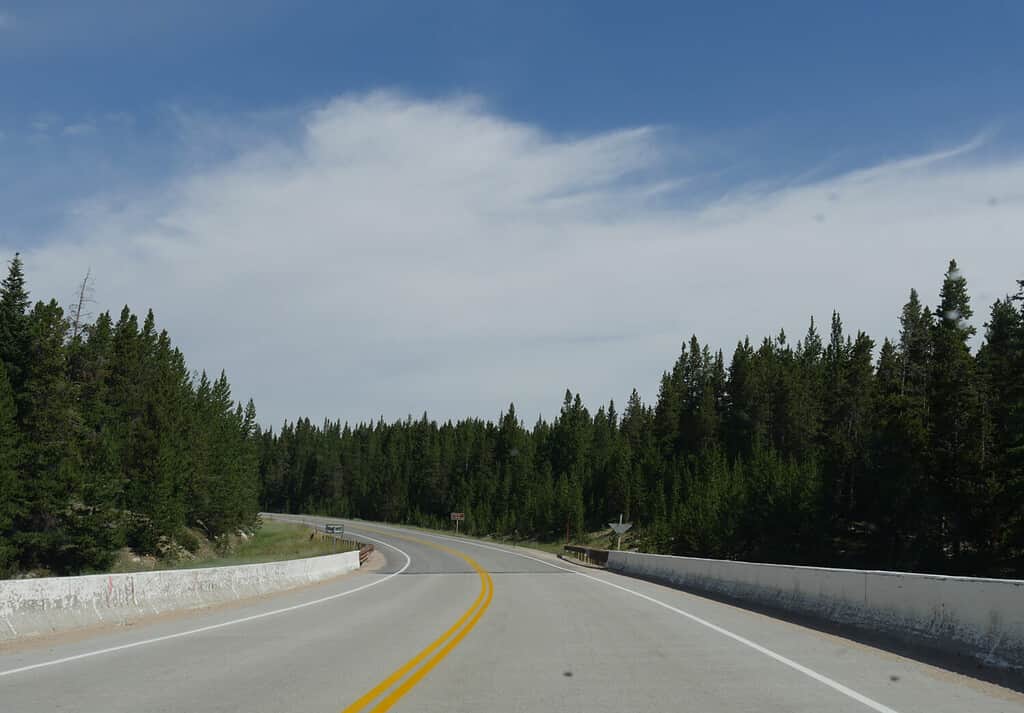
[1,518,1021,712]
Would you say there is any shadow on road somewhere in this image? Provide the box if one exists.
[609,569,1024,695]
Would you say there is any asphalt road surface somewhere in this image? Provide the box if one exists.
[1,517,1021,712]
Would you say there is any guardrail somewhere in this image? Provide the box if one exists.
[0,548,361,642]
[564,545,609,567]
[3,515,373,643]
[607,550,1024,671]
[263,513,377,567]
[309,527,372,565]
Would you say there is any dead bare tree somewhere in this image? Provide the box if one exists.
[68,268,95,341]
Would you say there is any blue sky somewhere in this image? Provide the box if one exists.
[2,2,1024,425]
[5,1,1024,215]
[5,4,1023,138]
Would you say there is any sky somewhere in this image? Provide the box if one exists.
[2,1,1023,427]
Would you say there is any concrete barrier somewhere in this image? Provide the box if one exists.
[0,548,361,642]
[607,550,1024,669]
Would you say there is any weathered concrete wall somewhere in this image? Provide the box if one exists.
[606,550,1024,669]
[0,549,360,642]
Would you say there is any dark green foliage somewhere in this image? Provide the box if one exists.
[977,286,1024,574]
[0,256,260,574]
[259,261,1023,577]
[3,251,1015,576]
[0,362,20,574]
[0,254,31,401]
[928,261,985,568]
[15,299,80,572]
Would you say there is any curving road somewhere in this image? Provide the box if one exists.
[1,517,1021,712]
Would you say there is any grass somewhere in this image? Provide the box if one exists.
[111,521,355,573]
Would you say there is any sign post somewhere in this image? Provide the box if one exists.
[609,514,632,551]
[450,512,465,534]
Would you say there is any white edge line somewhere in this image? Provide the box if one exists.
[360,522,901,713]
[0,532,411,679]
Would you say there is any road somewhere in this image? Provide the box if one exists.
[1,517,1021,712]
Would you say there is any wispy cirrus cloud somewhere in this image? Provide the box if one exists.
[29,112,59,134]
[61,122,96,137]
[13,92,1024,427]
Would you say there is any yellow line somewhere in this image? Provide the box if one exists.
[340,529,493,713]
[371,569,493,712]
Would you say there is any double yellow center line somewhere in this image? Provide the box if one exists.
[341,530,494,713]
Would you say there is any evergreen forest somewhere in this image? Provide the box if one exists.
[0,254,260,575]
[258,260,1024,578]
[2,254,1021,578]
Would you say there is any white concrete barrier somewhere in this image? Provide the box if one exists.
[607,550,1024,669]
[0,549,361,642]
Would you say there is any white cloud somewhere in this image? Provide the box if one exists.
[20,92,1024,427]
[62,122,96,137]
[103,112,135,127]
[30,112,60,134]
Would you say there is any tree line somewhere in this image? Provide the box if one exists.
[0,254,260,575]
[2,254,1020,578]
[260,260,1023,578]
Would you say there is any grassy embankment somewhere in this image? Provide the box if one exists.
[111,520,354,573]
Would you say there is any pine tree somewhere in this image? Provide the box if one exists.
[69,312,126,568]
[819,311,849,543]
[870,338,919,567]
[789,317,824,460]
[844,331,876,521]
[885,288,937,566]
[977,292,1024,572]
[0,361,20,573]
[15,300,80,572]
[899,288,933,404]
[0,253,31,403]
[653,364,682,460]
[724,338,763,457]
[929,260,983,569]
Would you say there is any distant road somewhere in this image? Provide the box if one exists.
[1,518,1020,712]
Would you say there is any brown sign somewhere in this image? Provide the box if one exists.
[450,512,465,521]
